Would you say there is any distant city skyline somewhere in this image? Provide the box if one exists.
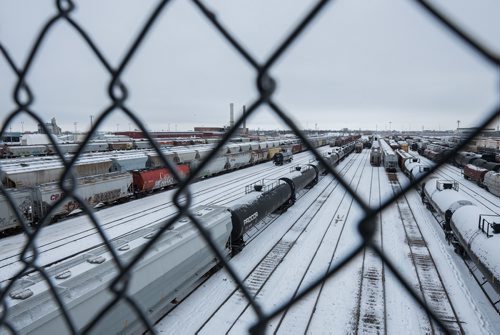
[1,0,499,134]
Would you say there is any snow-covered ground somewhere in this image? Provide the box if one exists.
[155,151,499,334]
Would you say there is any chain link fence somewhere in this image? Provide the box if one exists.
[0,0,499,334]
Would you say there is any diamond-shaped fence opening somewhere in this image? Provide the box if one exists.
[1,1,499,334]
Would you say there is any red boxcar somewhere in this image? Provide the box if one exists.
[132,164,190,193]
[463,164,488,184]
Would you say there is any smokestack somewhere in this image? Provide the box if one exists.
[230,103,234,128]
[242,105,246,130]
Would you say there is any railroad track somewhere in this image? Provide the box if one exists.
[389,174,463,334]
[353,159,386,334]
[166,151,367,334]
[243,155,358,247]
[0,150,325,283]
[279,149,370,334]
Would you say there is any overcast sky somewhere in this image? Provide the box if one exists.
[1,0,499,133]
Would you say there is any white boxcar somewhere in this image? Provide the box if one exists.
[6,205,232,335]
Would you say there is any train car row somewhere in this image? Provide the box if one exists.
[421,177,500,296]
[5,142,356,334]
[0,141,304,188]
[417,142,454,163]
[411,140,500,198]
[452,151,500,197]
[0,134,336,159]
[0,139,357,235]
[395,149,433,183]
[0,137,338,188]
[369,138,397,172]
[329,135,361,147]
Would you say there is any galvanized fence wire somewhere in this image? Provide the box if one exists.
[0,0,499,333]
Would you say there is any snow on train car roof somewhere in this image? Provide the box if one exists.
[465,164,488,172]
[452,205,500,282]
[431,189,466,213]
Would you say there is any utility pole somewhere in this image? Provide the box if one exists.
[90,115,94,129]
[389,121,392,132]
[457,120,460,131]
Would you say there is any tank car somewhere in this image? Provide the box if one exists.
[229,165,318,253]
[450,205,500,294]
[454,152,481,167]
[273,151,293,166]
[484,171,500,197]
[422,177,500,294]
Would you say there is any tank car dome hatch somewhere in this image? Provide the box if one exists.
[436,180,458,191]
[254,184,263,192]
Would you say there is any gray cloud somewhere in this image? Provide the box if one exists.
[1,0,498,133]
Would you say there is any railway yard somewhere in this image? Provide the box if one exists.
[1,137,500,334]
